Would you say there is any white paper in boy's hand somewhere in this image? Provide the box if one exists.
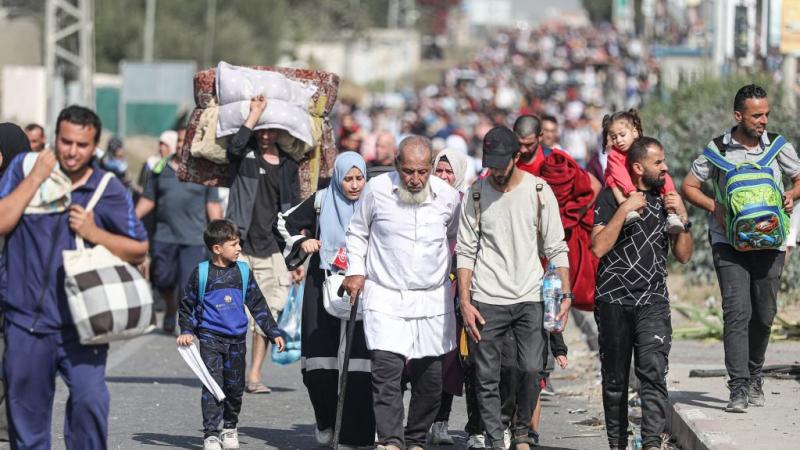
[177,340,226,401]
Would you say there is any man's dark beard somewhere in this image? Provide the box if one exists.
[519,150,536,163]
[737,123,764,139]
[492,166,514,186]
[643,171,666,191]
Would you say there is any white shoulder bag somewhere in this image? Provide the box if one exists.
[63,172,156,345]
[315,190,363,321]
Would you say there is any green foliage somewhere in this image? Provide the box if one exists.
[640,74,800,292]
[581,0,613,23]
[95,0,387,73]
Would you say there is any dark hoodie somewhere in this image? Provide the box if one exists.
[0,123,32,306]
[0,122,32,177]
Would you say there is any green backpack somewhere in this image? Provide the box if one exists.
[703,133,789,251]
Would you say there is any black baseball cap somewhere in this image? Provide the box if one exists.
[482,126,520,169]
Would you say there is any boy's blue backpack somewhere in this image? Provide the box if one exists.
[703,133,790,251]
[197,260,250,303]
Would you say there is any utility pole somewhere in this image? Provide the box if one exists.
[45,0,95,132]
[388,0,399,29]
[202,0,217,68]
[143,0,156,62]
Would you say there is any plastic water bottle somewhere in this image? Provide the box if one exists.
[629,434,642,450]
[542,263,562,331]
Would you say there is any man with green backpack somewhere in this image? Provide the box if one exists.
[682,84,800,413]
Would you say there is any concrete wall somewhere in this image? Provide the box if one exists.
[0,16,42,67]
[295,28,420,86]
[0,16,43,123]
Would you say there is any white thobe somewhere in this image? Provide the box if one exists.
[346,172,460,359]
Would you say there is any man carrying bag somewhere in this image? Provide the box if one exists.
[0,106,149,449]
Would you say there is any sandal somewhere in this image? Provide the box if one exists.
[245,382,272,394]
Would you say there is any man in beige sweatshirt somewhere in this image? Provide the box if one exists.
[457,126,572,450]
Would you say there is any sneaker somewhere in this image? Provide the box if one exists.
[540,378,556,397]
[467,434,486,449]
[429,420,455,445]
[748,377,765,407]
[528,430,540,446]
[503,428,511,449]
[203,436,223,450]
[220,428,239,449]
[725,383,749,413]
[666,213,684,235]
[314,427,332,446]
[624,210,641,224]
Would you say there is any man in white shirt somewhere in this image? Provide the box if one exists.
[457,126,572,450]
[343,135,461,450]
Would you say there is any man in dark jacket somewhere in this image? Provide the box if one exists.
[226,95,301,393]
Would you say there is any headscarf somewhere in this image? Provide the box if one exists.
[159,130,178,155]
[319,151,367,271]
[433,147,470,191]
[0,123,32,176]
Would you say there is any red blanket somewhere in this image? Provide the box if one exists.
[538,152,598,311]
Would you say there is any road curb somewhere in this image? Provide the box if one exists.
[668,401,741,450]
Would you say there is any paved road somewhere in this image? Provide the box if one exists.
[1,320,607,450]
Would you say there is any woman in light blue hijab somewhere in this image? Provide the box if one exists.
[276,151,373,448]
[317,151,367,271]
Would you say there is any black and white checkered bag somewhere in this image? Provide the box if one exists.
[63,172,156,345]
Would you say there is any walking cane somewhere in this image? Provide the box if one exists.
[332,286,361,450]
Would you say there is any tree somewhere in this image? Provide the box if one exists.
[95,0,386,73]
[581,0,613,24]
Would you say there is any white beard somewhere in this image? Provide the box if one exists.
[396,183,430,205]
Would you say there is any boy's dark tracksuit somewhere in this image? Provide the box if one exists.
[179,262,281,438]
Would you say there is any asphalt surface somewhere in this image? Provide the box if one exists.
[1,320,608,450]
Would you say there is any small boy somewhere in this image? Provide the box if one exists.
[178,219,285,450]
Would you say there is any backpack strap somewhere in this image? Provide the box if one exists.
[703,145,736,173]
[535,182,544,230]
[236,260,250,300]
[756,134,787,167]
[471,179,483,241]
[197,261,209,303]
[712,135,727,156]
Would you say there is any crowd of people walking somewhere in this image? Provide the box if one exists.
[0,19,796,450]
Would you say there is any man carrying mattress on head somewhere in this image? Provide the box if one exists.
[224,94,304,393]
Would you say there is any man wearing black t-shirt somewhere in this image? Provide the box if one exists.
[590,137,693,450]
[226,95,301,393]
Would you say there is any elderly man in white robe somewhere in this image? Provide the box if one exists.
[343,135,461,450]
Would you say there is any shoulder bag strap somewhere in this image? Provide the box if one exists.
[314,189,325,239]
[75,172,114,250]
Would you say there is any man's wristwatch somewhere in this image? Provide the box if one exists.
[682,220,692,232]
[560,292,575,301]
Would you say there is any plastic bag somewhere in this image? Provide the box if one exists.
[271,281,304,366]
